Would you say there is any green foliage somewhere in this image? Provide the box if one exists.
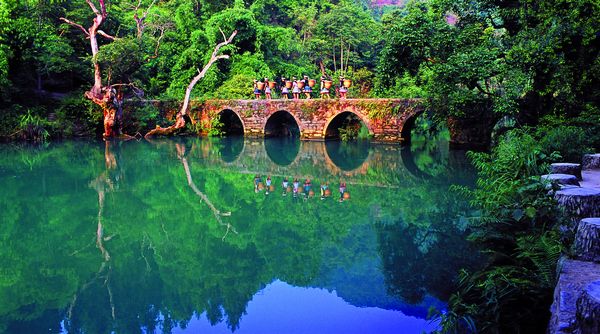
[16,110,53,141]
[96,38,143,83]
[127,103,161,133]
[338,123,360,142]
[375,0,599,133]
[537,125,592,163]
[54,94,100,137]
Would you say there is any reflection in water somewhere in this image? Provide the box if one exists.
[325,140,370,171]
[264,137,300,166]
[214,136,244,163]
[0,138,477,334]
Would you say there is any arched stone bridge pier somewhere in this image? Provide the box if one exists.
[191,99,424,143]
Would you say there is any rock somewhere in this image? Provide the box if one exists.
[551,163,582,180]
[583,154,600,170]
[574,218,600,262]
[555,188,600,222]
[575,281,600,333]
[548,260,600,334]
[542,173,580,186]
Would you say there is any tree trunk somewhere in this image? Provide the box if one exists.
[146,30,236,138]
[62,0,121,138]
[576,281,600,334]
[574,218,600,262]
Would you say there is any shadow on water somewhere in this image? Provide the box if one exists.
[214,135,244,163]
[264,137,300,166]
[324,140,370,171]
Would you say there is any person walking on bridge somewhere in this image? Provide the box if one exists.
[320,76,331,99]
[264,78,272,100]
[253,80,262,99]
[292,77,300,100]
[281,77,290,99]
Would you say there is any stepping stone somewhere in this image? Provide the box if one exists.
[583,154,600,170]
[574,218,600,262]
[542,173,580,186]
[576,280,600,333]
[555,187,600,222]
[551,163,582,180]
[548,260,600,333]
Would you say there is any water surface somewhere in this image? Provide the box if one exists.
[0,138,478,334]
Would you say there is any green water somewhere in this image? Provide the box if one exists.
[0,138,478,334]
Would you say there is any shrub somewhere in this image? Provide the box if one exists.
[537,125,591,162]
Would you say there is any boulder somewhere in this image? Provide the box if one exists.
[551,163,582,180]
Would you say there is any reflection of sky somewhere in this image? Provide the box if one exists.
[173,280,438,334]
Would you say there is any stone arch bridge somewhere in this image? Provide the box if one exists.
[187,99,424,143]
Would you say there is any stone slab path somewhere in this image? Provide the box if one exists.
[581,169,600,189]
[549,154,600,334]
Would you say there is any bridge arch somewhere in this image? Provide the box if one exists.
[323,111,373,140]
[264,110,301,138]
[216,109,245,136]
[399,108,425,144]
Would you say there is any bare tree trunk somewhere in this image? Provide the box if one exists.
[145,30,236,138]
[61,0,120,138]
[340,39,344,75]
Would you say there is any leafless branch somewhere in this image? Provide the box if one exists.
[97,30,117,40]
[60,17,89,36]
[85,0,100,16]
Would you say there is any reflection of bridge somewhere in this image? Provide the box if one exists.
[190,99,423,143]
[180,138,452,185]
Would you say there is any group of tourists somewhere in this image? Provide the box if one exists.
[253,76,351,100]
[254,175,350,202]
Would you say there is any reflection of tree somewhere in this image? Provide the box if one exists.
[375,207,480,304]
[177,142,236,240]
[0,138,479,333]
[69,140,122,325]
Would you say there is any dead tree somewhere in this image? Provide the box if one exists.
[60,0,123,138]
[145,30,237,138]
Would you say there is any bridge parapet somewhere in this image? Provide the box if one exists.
[192,98,424,143]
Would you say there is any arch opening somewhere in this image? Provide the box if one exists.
[264,110,300,138]
[216,109,244,136]
[325,112,369,141]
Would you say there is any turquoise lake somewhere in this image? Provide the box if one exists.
[0,137,479,333]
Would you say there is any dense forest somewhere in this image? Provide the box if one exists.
[1,0,597,141]
[1,0,599,333]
